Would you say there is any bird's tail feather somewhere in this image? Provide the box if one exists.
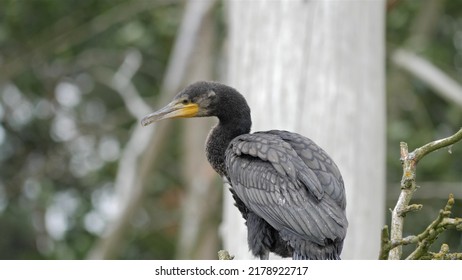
[292,251,341,260]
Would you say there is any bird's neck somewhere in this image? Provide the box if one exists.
[206,116,251,177]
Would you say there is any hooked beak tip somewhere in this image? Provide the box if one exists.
[140,114,156,127]
[140,119,149,127]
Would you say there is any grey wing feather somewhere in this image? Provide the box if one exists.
[263,130,346,210]
[229,133,324,200]
[225,131,347,246]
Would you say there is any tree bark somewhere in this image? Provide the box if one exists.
[224,0,386,259]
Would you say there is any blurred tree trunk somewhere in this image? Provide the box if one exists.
[176,2,221,259]
[87,0,216,259]
[223,0,386,259]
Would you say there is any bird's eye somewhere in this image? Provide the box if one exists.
[181,99,189,105]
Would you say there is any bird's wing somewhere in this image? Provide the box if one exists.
[264,130,347,210]
[225,131,347,245]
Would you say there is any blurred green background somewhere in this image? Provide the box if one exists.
[0,0,461,259]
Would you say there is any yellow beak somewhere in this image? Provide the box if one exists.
[141,101,199,126]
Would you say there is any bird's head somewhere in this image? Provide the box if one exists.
[141,81,221,126]
[141,81,250,126]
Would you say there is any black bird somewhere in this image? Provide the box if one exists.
[141,81,347,260]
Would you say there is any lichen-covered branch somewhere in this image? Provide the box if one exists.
[387,128,462,260]
[381,194,462,260]
[379,226,391,260]
[388,142,417,259]
[426,244,462,260]
[413,128,462,163]
[406,194,461,260]
[218,250,234,260]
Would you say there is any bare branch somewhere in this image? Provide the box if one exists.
[413,128,462,163]
[388,142,416,259]
[429,244,462,260]
[397,204,422,217]
[383,194,462,260]
[218,250,234,260]
[378,225,390,260]
[406,194,462,260]
[388,129,462,260]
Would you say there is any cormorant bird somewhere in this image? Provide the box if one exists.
[141,81,347,260]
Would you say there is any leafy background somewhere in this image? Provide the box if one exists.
[0,0,460,259]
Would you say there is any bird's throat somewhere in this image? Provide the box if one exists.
[205,118,250,178]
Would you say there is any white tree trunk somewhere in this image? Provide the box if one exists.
[223,0,386,260]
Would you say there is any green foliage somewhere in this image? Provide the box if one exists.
[0,0,183,259]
